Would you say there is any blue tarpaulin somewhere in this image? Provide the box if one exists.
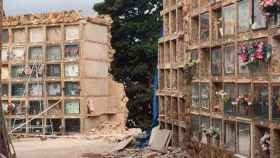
[152,69,159,128]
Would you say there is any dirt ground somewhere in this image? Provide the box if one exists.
[13,137,117,158]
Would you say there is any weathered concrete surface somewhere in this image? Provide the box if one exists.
[14,138,116,158]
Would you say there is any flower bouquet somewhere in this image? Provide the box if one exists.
[239,42,272,70]
[258,0,280,15]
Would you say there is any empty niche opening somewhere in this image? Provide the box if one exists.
[164,41,171,63]
[2,48,8,62]
[12,28,25,43]
[11,47,25,62]
[47,64,61,77]
[65,25,79,41]
[190,50,199,78]
[11,65,24,78]
[272,129,280,157]
[64,100,80,114]
[47,82,61,96]
[173,125,179,146]
[211,47,222,76]
[47,26,61,42]
[29,119,43,134]
[170,0,176,7]
[191,115,200,141]
[178,7,183,31]
[28,83,43,96]
[11,83,25,97]
[1,84,8,97]
[200,48,210,78]
[224,44,235,75]
[159,43,164,65]
[177,37,184,63]
[200,13,210,42]
[238,123,251,157]
[47,100,62,115]
[11,100,26,115]
[200,84,210,110]
[191,16,199,44]
[29,27,44,43]
[200,0,209,8]
[192,0,198,9]
[2,100,9,115]
[64,82,80,96]
[28,100,44,115]
[272,85,280,120]
[270,12,280,26]
[212,8,222,41]
[47,45,61,61]
[179,127,186,146]
[192,83,200,109]
[178,68,184,91]
[252,0,266,29]
[200,116,211,144]
[179,98,185,121]
[170,10,176,33]
[172,97,178,120]
[29,46,43,61]
[160,70,165,90]
[2,66,9,80]
[166,70,171,89]
[253,84,269,119]
[159,96,165,120]
[11,118,26,133]
[65,119,80,133]
[65,44,79,61]
[46,119,62,135]
[2,29,9,43]
[64,63,79,77]
[224,121,236,152]
[171,69,177,90]
[238,0,251,32]
[166,97,171,119]
[164,13,169,35]
[271,36,280,74]
[171,39,177,63]
[223,4,236,38]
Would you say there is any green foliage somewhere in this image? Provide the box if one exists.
[94,0,162,130]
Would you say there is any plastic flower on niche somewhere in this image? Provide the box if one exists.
[239,43,249,64]
[239,41,272,66]
[258,0,280,15]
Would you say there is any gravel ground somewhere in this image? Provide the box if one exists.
[13,138,116,158]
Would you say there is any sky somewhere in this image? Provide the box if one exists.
[4,0,104,16]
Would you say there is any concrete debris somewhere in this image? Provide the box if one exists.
[101,147,189,158]
[86,122,141,143]
[149,127,172,152]
[3,10,112,27]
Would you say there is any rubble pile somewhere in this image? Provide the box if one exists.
[82,147,189,158]
[86,122,141,143]
[103,147,189,158]
[2,10,112,27]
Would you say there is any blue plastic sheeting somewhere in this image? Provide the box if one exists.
[152,69,159,128]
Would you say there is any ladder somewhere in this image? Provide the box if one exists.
[10,56,52,135]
